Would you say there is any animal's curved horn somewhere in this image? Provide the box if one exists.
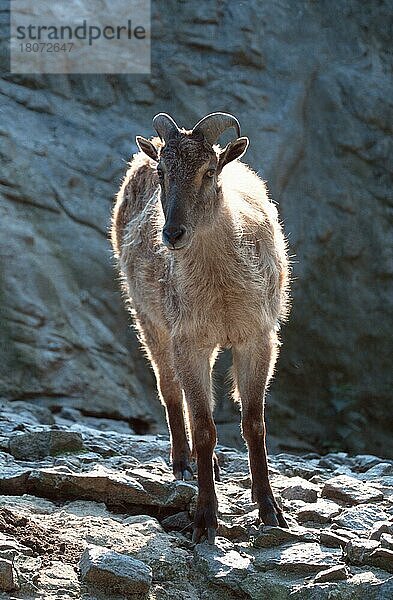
[152,113,180,141]
[192,112,241,145]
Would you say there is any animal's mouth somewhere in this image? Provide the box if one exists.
[161,232,190,251]
[163,240,189,251]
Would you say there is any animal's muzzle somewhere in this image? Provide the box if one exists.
[162,225,188,250]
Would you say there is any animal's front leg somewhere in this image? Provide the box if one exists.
[233,332,288,528]
[137,319,192,481]
[173,340,218,544]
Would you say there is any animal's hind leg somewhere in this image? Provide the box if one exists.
[232,331,288,528]
[137,318,192,481]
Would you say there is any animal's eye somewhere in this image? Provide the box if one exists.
[205,169,215,178]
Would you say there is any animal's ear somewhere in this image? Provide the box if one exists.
[218,136,249,171]
[136,136,158,161]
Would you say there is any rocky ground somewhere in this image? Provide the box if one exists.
[0,400,392,599]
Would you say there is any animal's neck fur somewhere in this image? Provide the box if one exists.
[170,196,241,286]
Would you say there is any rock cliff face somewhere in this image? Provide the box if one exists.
[0,1,392,454]
[0,401,393,599]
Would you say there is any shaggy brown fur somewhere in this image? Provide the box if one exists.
[111,117,290,543]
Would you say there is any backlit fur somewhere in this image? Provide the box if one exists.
[112,134,289,351]
[111,125,291,536]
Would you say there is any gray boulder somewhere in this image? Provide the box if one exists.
[322,475,384,504]
[193,537,254,593]
[297,499,341,524]
[313,565,348,583]
[252,525,316,548]
[252,542,343,574]
[281,477,319,503]
[8,429,84,460]
[79,545,152,595]
[0,557,19,592]
[333,504,390,532]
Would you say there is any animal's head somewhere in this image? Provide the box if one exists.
[136,112,249,250]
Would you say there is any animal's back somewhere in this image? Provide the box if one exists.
[221,160,290,323]
[111,139,162,258]
[111,141,169,329]
[221,159,279,225]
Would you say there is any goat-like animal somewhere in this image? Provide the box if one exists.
[111,112,290,543]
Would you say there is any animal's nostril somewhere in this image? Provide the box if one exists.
[163,225,186,244]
